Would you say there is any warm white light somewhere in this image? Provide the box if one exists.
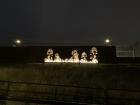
[105,38,110,44]
[15,39,21,44]
[44,48,99,64]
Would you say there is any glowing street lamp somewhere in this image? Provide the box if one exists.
[15,39,21,44]
[105,38,111,45]
[13,39,22,47]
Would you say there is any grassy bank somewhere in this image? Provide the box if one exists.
[0,63,139,89]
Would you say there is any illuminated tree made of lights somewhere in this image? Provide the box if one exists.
[54,53,61,62]
[80,52,87,62]
[44,47,99,64]
[70,50,79,62]
[44,49,53,62]
[90,47,98,63]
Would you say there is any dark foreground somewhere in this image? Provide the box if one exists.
[0,63,139,105]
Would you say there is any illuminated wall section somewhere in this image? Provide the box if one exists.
[44,47,98,64]
[0,46,116,63]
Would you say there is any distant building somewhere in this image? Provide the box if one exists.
[116,42,140,57]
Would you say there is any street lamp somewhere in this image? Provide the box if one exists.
[105,38,111,46]
[13,39,22,47]
[15,39,21,44]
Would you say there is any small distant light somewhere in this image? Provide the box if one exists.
[15,39,21,44]
[105,38,110,44]
[105,39,110,43]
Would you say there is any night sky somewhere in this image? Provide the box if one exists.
[0,0,140,46]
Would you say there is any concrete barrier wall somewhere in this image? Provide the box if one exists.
[117,57,140,63]
[0,46,116,63]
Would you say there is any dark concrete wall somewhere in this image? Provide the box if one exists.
[117,57,140,63]
[0,46,116,63]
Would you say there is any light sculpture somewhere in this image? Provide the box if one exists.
[44,49,53,62]
[44,47,98,64]
[80,52,87,63]
[90,47,98,63]
[54,53,61,62]
[69,50,79,63]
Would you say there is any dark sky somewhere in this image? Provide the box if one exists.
[0,0,140,46]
